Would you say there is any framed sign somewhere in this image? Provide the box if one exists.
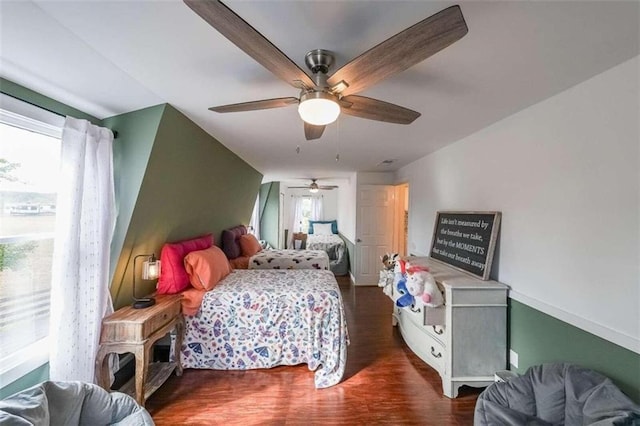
[429,211,501,280]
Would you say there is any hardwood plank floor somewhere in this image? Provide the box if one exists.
[146,276,481,425]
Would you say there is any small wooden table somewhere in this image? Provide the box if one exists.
[96,294,184,406]
[292,232,307,249]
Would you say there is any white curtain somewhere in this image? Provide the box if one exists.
[49,117,116,383]
[310,196,323,221]
[288,196,305,248]
[249,195,260,239]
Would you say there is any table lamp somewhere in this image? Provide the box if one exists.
[132,253,160,309]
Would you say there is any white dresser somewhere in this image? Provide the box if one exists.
[392,257,508,398]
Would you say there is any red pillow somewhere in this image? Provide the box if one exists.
[156,234,213,294]
[184,246,232,291]
[239,234,262,257]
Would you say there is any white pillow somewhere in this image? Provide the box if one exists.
[313,223,333,235]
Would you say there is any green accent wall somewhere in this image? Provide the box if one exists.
[109,104,262,309]
[0,364,49,399]
[103,105,165,287]
[259,182,280,248]
[509,299,640,403]
[0,78,100,124]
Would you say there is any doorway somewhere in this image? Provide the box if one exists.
[393,183,409,256]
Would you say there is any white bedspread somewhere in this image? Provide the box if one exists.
[249,249,329,270]
[306,234,344,253]
[181,269,349,388]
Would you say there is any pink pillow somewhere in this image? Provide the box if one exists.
[156,234,213,294]
[239,234,262,257]
[184,246,232,291]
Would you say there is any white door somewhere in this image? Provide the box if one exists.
[355,185,395,285]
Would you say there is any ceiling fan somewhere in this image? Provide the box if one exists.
[184,1,467,141]
[288,179,338,193]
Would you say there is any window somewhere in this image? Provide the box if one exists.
[0,94,63,387]
[299,198,313,233]
[292,196,323,234]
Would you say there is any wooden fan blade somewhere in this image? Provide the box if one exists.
[304,122,326,140]
[341,95,420,124]
[209,97,298,113]
[184,0,314,88]
[327,5,468,96]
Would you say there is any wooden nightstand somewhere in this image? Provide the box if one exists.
[292,232,307,249]
[95,294,184,406]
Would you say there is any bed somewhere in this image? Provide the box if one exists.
[249,249,330,270]
[181,269,349,389]
[306,232,349,276]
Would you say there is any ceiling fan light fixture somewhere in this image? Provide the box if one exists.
[298,92,340,126]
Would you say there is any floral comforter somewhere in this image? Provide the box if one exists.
[249,249,329,270]
[181,269,349,388]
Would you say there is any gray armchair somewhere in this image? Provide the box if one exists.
[474,363,640,425]
[0,381,154,425]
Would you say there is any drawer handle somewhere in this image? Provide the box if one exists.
[409,304,421,313]
[430,346,442,358]
[432,326,444,335]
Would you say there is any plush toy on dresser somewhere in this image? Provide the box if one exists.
[378,253,398,298]
[405,266,443,308]
[394,259,416,308]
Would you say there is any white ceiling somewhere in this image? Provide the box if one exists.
[1,1,638,185]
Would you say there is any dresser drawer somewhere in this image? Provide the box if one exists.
[397,303,445,328]
[144,300,181,338]
[423,332,446,372]
[101,295,182,343]
[425,324,446,342]
[397,303,424,328]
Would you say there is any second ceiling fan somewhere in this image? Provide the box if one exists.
[184,1,468,140]
[288,179,338,193]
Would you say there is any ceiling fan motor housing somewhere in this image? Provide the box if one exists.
[305,49,335,75]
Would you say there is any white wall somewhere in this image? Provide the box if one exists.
[397,57,639,353]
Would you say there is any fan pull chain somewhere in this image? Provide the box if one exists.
[296,145,300,154]
[335,118,340,162]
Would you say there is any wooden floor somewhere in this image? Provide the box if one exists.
[146,276,481,425]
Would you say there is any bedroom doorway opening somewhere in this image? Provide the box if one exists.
[393,183,409,256]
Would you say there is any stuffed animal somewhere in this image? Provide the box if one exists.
[380,252,399,271]
[405,267,443,308]
[394,259,415,308]
[378,269,394,298]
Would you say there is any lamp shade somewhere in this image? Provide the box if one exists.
[298,92,340,126]
[133,253,159,309]
[143,257,161,280]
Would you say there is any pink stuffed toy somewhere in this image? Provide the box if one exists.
[405,266,443,308]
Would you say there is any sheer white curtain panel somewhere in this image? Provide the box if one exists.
[310,196,323,221]
[49,117,116,383]
[249,195,260,239]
